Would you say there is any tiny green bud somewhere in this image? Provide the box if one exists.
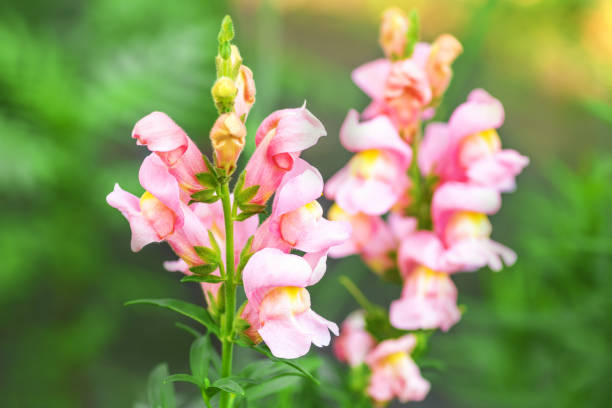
[212,77,238,114]
[218,15,235,44]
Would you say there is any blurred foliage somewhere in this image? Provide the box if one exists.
[431,156,612,408]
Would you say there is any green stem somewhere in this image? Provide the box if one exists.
[339,276,374,313]
[219,181,237,408]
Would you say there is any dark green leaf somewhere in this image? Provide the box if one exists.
[147,363,176,408]
[125,298,219,335]
[237,203,266,213]
[190,336,212,381]
[207,230,221,254]
[174,322,202,339]
[181,275,225,284]
[236,185,259,205]
[194,246,220,264]
[236,236,254,277]
[196,172,219,189]
[189,263,218,276]
[251,345,319,384]
[211,378,245,396]
[191,189,219,203]
[233,169,246,197]
[202,155,219,177]
[244,375,301,401]
[164,373,202,387]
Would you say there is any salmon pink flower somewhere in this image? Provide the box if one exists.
[132,111,208,193]
[419,89,529,191]
[244,106,326,205]
[327,204,396,275]
[253,159,350,256]
[379,7,410,59]
[425,34,463,100]
[325,110,412,215]
[241,248,339,358]
[390,265,461,332]
[365,335,430,405]
[234,65,256,120]
[333,311,376,367]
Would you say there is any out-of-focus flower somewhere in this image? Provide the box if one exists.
[426,34,463,99]
[325,110,411,215]
[379,7,409,59]
[253,158,350,255]
[244,106,326,205]
[131,111,207,193]
[210,112,247,172]
[365,335,430,405]
[327,204,396,275]
[389,265,461,331]
[419,89,529,192]
[241,248,338,358]
[333,310,376,367]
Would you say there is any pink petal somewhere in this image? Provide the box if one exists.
[448,89,505,143]
[398,231,447,273]
[419,122,450,175]
[132,111,188,166]
[272,159,323,217]
[258,316,312,359]
[302,250,328,286]
[295,309,338,347]
[366,335,417,366]
[351,59,391,100]
[466,149,529,192]
[294,218,351,253]
[138,154,184,226]
[339,110,412,166]
[106,183,161,252]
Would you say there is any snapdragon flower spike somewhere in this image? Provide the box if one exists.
[389,265,461,332]
[241,248,339,359]
[132,111,208,193]
[253,158,351,258]
[244,105,326,205]
[398,182,516,273]
[325,110,412,215]
[419,89,529,192]
[164,197,258,298]
[365,335,430,405]
[327,204,396,275]
[333,310,376,367]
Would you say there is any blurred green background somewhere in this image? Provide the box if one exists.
[1,0,610,406]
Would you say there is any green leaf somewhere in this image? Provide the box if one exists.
[181,275,225,284]
[125,298,219,335]
[244,375,302,401]
[190,335,212,382]
[251,345,319,384]
[194,246,220,264]
[189,263,218,276]
[238,203,266,213]
[211,378,245,396]
[196,172,219,189]
[236,185,259,205]
[218,15,235,43]
[404,10,420,58]
[235,211,257,222]
[191,189,219,203]
[207,230,221,254]
[202,155,219,177]
[147,363,176,408]
[233,169,246,196]
[164,373,202,387]
[236,236,254,277]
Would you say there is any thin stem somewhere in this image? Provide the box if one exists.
[219,181,237,408]
[339,276,374,313]
[201,388,213,408]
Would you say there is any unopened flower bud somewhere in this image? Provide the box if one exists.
[212,76,238,114]
[426,34,463,99]
[210,112,246,172]
[235,65,256,120]
[379,7,409,59]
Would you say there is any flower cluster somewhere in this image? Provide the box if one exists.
[107,17,351,368]
[328,8,528,406]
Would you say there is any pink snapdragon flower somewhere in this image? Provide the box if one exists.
[389,265,461,332]
[234,65,256,120]
[398,182,516,273]
[333,310,376,367]
[241,248,339,359]
[365,335,430,405]
[327,204,396,275]
[419,89,529,192]
[253,158,351,257]
[132,111,208,193]
[325,110,412,215]
[244,106,326,205]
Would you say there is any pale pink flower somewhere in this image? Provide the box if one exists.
[132,111,208,193]
[327,204,396,275]
[253,159,350,257]
[365,335,430,405]
[325,110,412,215]
[244,105,326,205]
[398,182,516,273]
[419,89,529,192]
[241,248,339,359]
[333,311,376,367]
[390,265,461,332]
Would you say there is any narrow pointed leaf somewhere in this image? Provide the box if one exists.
[211,378,245,396]
[190,336,211,381]
[237,185,259,205]
[194,246,221,264]
[147,363,176,408]
[164,373,202,387]
[189,263,218,276]
[181,275,225,284]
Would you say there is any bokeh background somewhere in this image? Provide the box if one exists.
[1,0,611,406]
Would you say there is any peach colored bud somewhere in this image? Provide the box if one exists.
[210,112,246,172]
[379,7,409,59]
[235,65,256,119]
[426,34,463,99]
[211,76,238,113]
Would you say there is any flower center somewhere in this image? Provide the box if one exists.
[140,191,176,238]
[259,286,311,322]
[444,211,492,245]
[458,128,501,168]
[382,351,409,367]
[349,149,386,179]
